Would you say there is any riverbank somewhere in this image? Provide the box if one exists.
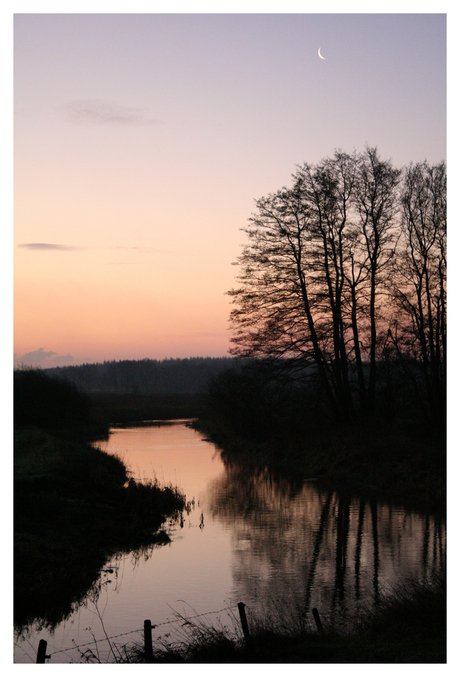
[14,427,186,630]
[14,373,200,630]
[193,417,446,516]
[124,574,445,663]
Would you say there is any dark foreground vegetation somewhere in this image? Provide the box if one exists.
[14,369,186,631]
[14,367,108,440]
[13,365,446,660]
[124,575,445,663]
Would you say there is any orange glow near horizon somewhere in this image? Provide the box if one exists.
[14,243,235,364]
[14,14,446,368]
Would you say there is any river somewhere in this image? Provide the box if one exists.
[14,422,445,663]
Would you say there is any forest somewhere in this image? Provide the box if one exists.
[44,356,235,395]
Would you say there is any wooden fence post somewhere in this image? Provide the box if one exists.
[36,639,48,663]
[144,619,154,663]
[237,602,251,644]
[312,607,325,635]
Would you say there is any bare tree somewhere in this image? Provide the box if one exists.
[389,160,446,424]
[228,176,340,417]
[228,150,363,421]
[295,150,358,418]
[353,146,401,415]
[228,148,445,424]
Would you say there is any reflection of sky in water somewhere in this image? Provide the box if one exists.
[98,424,222,500]
[14,424,445,662]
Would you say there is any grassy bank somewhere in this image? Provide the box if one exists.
[193,417,446,516]
[122,575,445,663]
[14,427,186,630]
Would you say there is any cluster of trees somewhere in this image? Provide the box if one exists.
[45,357,235,395]
[228,147,446,426]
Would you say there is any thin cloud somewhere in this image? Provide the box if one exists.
[18,243,82,251]
[15,348,57,365]
[18,243,158,255]
[65,100,164,126]
[14,349,75,367]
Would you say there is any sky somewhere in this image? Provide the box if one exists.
[13,8,447,368]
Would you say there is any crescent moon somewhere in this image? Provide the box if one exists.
[318,47,326,60]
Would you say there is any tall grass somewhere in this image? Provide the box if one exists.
[120,575,445,663]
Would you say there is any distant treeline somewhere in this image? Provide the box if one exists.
[45,357,236,395]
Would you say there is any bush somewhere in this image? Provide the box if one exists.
[14,368,92,432]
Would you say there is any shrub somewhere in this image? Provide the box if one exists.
[14,368,92,431]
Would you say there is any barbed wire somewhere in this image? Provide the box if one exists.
[46,627,144,657]
[44,603,238,659]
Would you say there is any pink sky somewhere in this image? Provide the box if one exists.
[14,11,446,367]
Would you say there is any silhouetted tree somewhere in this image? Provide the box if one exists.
[228,148,404,422]
[388,160,446,425]
[228,148,446,425]
[295,150,359,419]
[353,146,401,415]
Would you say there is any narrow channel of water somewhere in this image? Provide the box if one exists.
[14,423,445,663]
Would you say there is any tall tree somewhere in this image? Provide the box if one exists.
[389,160,446,424]
[228,177,340,416]
[228,149,385,421]
[229,148,445,424]
[295,151,358,418]
[353,146,401,415]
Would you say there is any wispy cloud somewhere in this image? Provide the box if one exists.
[18,243,82,251]
[18,245,159,267]
[65,100,164,126]
[18,244,156,253]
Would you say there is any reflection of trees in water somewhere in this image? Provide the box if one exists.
[207,464,445,627]
[354,499,365,600]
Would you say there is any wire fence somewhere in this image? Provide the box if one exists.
[17,603,243,664]
[16,602,326,663]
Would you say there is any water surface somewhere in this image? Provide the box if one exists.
[14,423,445,663]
